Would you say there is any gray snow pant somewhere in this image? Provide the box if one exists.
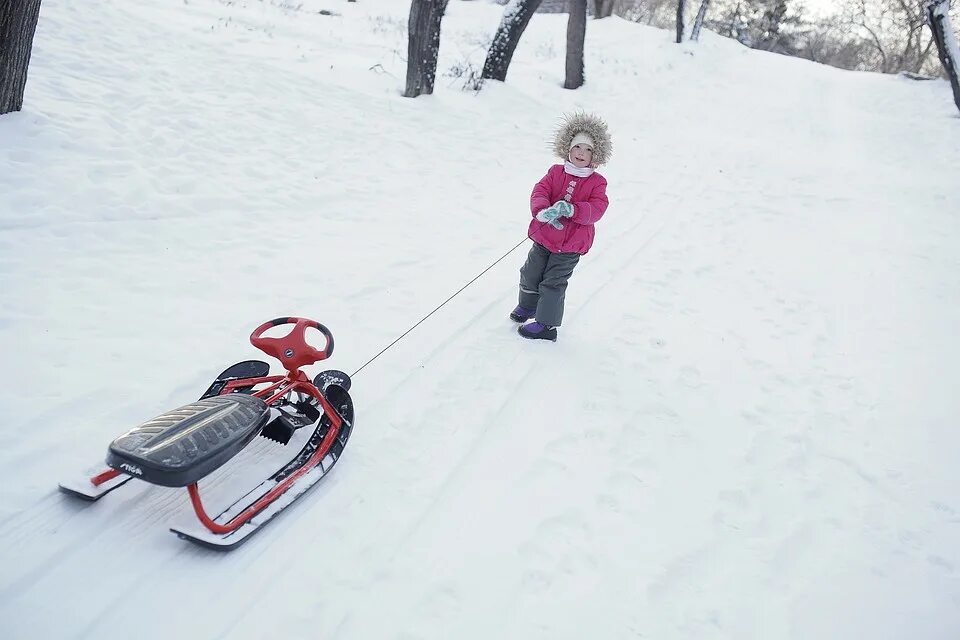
[518,242,581,327]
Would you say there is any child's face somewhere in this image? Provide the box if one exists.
[569,144,593,168]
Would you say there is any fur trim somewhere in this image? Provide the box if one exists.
[552,112,612,166]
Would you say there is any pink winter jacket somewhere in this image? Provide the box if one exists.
[528,164,609,255]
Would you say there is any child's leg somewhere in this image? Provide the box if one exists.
[518,243,550,310]
[535,252,580,326]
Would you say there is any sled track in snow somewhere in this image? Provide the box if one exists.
[380,207,678,559]
[0,431,297,600]
[1,183,686,626]
[266,192,681,592]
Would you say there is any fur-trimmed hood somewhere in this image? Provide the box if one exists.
[552,112,613,167]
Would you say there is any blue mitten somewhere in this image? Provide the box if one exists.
[536,205,564,230]
[553,201,574,218]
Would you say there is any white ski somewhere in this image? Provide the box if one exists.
[170,451,338,549]
[59,467,134,501]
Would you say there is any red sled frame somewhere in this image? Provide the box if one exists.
[86,317,345,536]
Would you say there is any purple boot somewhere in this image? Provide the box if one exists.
[510,305,535,323]
[518,321,558,342]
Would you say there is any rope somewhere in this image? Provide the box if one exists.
[349,223,549,378]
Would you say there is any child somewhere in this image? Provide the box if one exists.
[511,112,612,342]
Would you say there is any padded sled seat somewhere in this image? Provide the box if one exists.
[107,394,270,487]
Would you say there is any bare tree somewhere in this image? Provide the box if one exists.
[713,0,799,50]
[594,0,615,18]
[566,0,588,88]
[404,0,450,98]
[842,0,939,74]
[691,0,711,40]
[0,0,43,115]
[482,0,544,81]
[676,0,687,42]
[795,16,874,70]
[617,0,679,27]
[754,0,791,51]
[926,0,960,113]
[897,0,939,73]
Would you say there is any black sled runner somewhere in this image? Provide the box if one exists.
[58,317,355,550]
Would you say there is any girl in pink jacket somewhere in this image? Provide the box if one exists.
[511,112,612,342]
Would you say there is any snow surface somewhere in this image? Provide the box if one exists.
[2,0,960,638]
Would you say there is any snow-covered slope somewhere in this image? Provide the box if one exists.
[1,1,959,638]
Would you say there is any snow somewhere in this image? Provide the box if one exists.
[2,0,960,638]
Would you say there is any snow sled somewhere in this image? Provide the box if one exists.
[58,317,355,550]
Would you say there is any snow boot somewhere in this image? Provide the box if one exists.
[509,305,535,323]
[518,321,557,342]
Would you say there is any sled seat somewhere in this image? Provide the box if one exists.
[106,394,270,487]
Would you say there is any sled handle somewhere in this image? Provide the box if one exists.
[250,317,335,371]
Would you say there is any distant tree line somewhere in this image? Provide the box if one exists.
[400,0,959,114]
[2,0,956,115]
[578,0,958,79]
[477,0,958,81]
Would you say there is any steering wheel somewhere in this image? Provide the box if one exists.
[250,317,335,371]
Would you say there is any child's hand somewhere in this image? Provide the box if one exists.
[536,205,565,230]
[553,201,574,218]
[536,205,560,223]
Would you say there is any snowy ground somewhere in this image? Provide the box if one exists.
[2,1,959,638]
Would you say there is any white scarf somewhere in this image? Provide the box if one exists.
[564,161,594,178]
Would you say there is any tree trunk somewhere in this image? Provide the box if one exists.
[926,0,960,114]
[593,0,614,19]
[482,0,543,82]
[0,0,43,115]
[676,0,686,44]
[403,0,449,98]
[565,0,587,89]
[914,32,937,74]
[691,0,710,42]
